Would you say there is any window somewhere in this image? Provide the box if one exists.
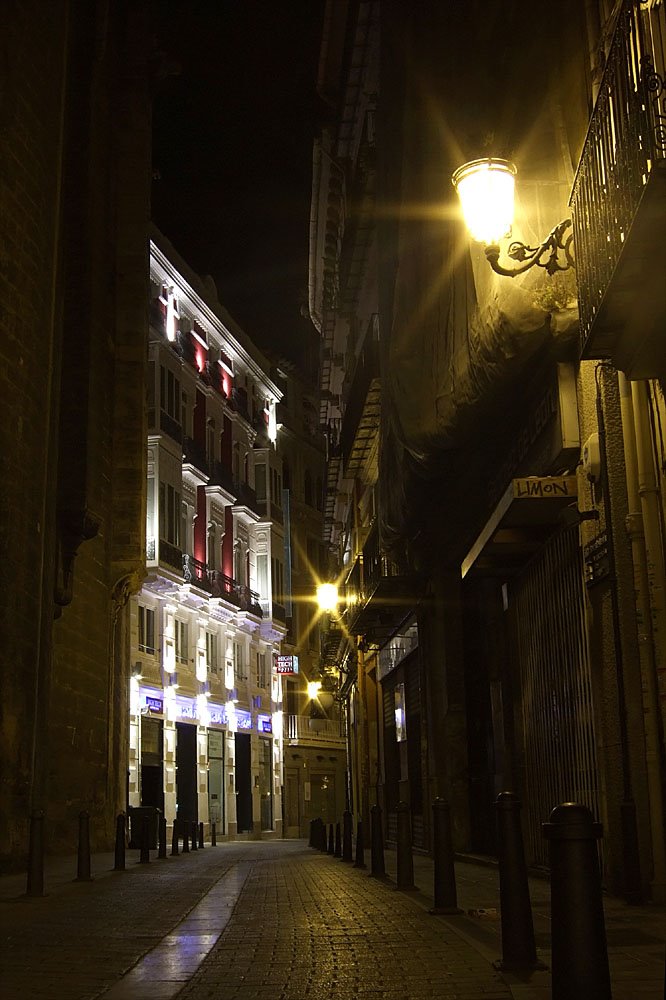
[175,620,188,665]
[206,631,218,674]
[138,606,155,654]
[255,463,266,501]
[270,467,282,507]
[271,557,284,603]
[233,641,245,682]
[207,420,216,464]
[256,651,268,688]
[159,366,180,421]
[159,482,181,546]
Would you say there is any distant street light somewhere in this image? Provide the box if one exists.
[316,582,339,613]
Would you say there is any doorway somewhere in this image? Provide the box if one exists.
[176,722,198,825]
[235,732,252,832]
[140,716,164,813]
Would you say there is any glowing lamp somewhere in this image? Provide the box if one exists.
[452,158,516,246]
[452,158,574,277]
[316,582,338,613]
[307,680,322,700]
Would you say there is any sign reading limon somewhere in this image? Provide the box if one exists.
[512,476,577,499]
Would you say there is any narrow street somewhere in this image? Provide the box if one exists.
[2,839,664,1000]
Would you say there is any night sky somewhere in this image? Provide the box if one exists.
[151,1,326,369]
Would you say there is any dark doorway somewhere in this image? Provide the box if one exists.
[235,732,252,832]
[176,722,198,825]
[140,717,164,813]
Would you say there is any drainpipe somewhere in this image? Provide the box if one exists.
[626,376,666,902]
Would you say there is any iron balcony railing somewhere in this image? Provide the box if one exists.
[159,539,182,572]
[182,436,210,477]
[285,714,345,743]
[570,0,666,354]
[159,410,182,444]
[183,553,211,593]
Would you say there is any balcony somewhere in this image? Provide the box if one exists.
[182,553,211,593]
[232,480,260,518]
[285,714,345,745]
[347,524,422,645]
[570,0,666,376]
[340,324,381,478]
[159,539,182,573]
[182,436,210,479]
[236,584,263,618]
[159,410,182,445]
[209,570,240,605]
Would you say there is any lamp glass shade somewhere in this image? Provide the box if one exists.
[452,158,516,245]
[316,582,338,612]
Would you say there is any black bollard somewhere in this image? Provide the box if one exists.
[342,810,353,862]
[139,816,150,864]
[76,810,93,881]
[171,819,179,856]
[191,821,198,851]
[543,803,611,999]
[334,821,342,858]
[158,814,167,859]
[319,818,327,852]
[354,819,366,869]
[396,801,415,890]
[370,805,386,879]
[114,812,126,870]
[327,823,335,855]
[211,821,217,846]
[181,818,190,853]
[26,810,45,897]
[309,818,314,847]
[199,821,205,849]
[430,797,461,914]
[495,792,541,970]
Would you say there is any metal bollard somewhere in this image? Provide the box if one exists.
[199,821,205,849]
[342,810,353,862]
[181,818,190,853]
[430,797,461,914]
[114,812,126,870]
[139,816,150,864]
[334,821,342,858]
[158,814,167,859]
[543,803,611,999]
[211,822,217,847]
[191,821,198,851]
[27,810,45,897]
[319,819,327,852]
[309,818,314,848]
[76,810,93,881]
[396,801,415,890]
[327,823,335,855]
[495,792,541,970]
[370,804,386,879]
[171,819,179,856]
[354,819,366,869]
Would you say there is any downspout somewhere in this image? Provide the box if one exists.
[627,376,666,901]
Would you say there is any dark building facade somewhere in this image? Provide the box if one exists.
[310,0,665,901]
[0,1,152,872]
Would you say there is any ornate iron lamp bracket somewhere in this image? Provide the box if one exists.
[485,218,575,277]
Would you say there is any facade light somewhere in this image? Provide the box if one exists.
[452,158,575,277]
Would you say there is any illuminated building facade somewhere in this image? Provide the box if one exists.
[128,230,286,839]
[310,0,666,901]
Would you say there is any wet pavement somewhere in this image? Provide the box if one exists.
[1,838,664,999]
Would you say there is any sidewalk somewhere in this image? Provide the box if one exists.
[381,845,666,999]
[0,839,664,999]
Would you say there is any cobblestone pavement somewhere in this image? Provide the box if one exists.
[1,839,664,999]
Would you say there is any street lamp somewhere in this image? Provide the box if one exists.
[452,158,575,278]
[316,582,339,613]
